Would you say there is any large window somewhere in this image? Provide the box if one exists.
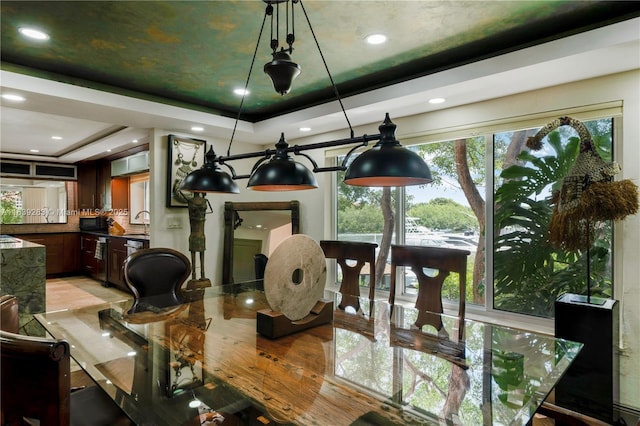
[493,118,614,317]
[336,163,397,291]
[333,115,614,319]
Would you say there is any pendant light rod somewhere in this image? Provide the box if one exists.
[217,131,382,180]
[226,2,270,157]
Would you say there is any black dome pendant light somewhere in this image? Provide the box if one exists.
[344,114,433,187]
[181,0,433,194]
[247,133,317,191]
[180,147,239,194]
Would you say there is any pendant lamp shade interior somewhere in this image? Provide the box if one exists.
[344,114,433,187]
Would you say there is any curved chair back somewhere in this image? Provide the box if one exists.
[389,245,470,339]
[320,240,378,312]
[0,294,19,333]
[124,248,191,313]
[1,330,132,426]
[0,330,71,425]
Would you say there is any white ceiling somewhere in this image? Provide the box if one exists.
[1,18,638,164]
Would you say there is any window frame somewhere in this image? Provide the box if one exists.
[328,105,622,334]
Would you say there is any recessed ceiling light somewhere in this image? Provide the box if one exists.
[29,149,40,153]
[18,27,50,41]
[1,94,26,102]
[233,88,249,96]
[428,97,446,104]
[191,126,204,132]
[299,127,311,132]
[132,139,138,143]
[51,136,63,140]
[366,34,387,45]
[106,149,112,152]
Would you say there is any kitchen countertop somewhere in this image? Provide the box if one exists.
[0,235,45,249]
[81,231,150,241]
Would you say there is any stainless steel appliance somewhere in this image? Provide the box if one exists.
[125,240,144,256]
[95,237,107,284]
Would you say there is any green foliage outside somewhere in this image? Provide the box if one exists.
[407,198,476,232]
[1,191,22,224]
[493,119,613,317]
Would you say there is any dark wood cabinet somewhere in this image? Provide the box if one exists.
[80,233,100,279]
[78,234,147,291]
[77,164,98,211]
[63,233,80,273]
[14,233,80,276]
[107,238,128,291]
[77,160,111,211]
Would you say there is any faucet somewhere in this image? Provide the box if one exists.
[135,210,151,235]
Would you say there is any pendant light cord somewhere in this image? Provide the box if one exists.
[227,4,270,157]
[228,0,354,157]
[299,0,354,138]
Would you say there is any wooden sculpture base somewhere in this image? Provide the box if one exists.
[186,278,211,289]
[257,299,333,339]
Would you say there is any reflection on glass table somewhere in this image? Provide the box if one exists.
[34,283,581,425]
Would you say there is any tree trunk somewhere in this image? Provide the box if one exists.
[375,187,394,290]
[454,139,485,304]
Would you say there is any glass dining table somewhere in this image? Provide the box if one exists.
[34,282,581,425]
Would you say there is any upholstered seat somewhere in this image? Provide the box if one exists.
[123,248,191,314]
[388,245,470,339]
[0,330,132,426]
[320,240,378,313]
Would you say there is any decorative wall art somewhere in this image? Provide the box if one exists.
[166,135,206,208]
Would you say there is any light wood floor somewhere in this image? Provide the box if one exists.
[46,275,132,312]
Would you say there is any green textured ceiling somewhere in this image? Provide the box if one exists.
[1,1,638,121]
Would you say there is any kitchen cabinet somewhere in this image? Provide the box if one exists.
[77,161,111,211]
[77,164,97,210]
[107,238,128,291]
[106,237,149,292]
[13,233,80,276]
[80,233,101,280]
[111,177,129,211]
[63,233,80,273]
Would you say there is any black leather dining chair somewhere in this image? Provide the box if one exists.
[388,245,470,339]
[0,329,132,426]
[0,294,19,334]
[123,247,191,314]
[320,240,378,313]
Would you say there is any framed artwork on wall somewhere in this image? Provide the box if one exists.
[166,135,206,207]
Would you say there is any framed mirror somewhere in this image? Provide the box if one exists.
[222,201,299,285]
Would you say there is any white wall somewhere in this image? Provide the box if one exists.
[146,70,639,409]
[147,128,326,283]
